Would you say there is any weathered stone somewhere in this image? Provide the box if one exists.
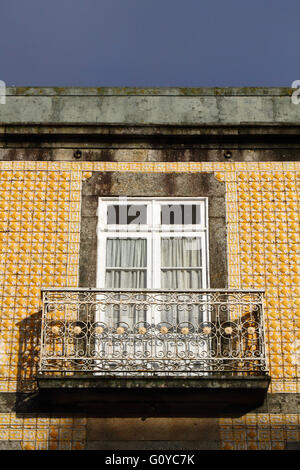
[0,89,298,125]
[79,172,227,289]
[37,376,270,417]
[86,417,219,441]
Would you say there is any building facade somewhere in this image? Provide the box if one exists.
[0,87,299,450]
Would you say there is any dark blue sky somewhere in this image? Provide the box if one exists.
[1,0,299,87]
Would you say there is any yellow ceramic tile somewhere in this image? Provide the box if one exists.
[0,161,298,450]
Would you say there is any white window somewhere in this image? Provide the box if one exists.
[97,197,209,324]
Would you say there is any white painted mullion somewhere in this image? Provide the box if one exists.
[151,201,161,327]
[95,235,109,329]
[199,231,209,323]
[152,232,161,289]
[96,233,106,289]
[200,233,207,288]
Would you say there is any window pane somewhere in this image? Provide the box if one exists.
[107,204,147,225]
[105,270,147,323]
[161,269,202,289]
[161,237,202,267]
[160,237,202,324]
[105,270,147,288]
[161,204,201,225]
[161,269,202,323]
[105,239,147,324]
[106,238,147,267]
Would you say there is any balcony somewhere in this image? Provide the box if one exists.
[38,288,270,416]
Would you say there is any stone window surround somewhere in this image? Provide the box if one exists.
[79,172,227,289]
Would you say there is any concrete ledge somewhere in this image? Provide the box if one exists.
[38,374,270,390]
[37,374,270,417]
[5,87,295,96]
[0,87,299,126]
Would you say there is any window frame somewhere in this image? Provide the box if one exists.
[97,231,153,289]
[96,197,210,290]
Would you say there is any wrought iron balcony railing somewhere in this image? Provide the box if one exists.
[39,288,268,377]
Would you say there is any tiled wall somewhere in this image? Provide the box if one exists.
[0,159,298,449]
[0,414,86,450]
[219,414,299,450]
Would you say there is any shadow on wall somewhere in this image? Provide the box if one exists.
[15,311,86,450]
[15,310,42,411]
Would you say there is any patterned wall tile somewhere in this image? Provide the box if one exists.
[0,160,298,449]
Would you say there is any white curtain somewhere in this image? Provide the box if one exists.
[106,238,147,271]
[105,238,147,324]
[161,237,202,324]
[104,237,203,325]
